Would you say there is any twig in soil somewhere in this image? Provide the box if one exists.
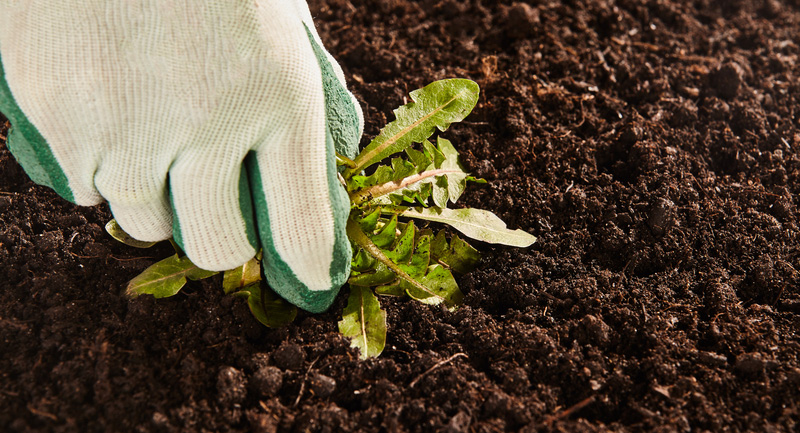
[543,395,596,426]
[27,405,58,422]
[409,353,467,388]
[293,356,319,408]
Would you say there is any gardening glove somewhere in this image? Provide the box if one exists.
[0,0,363,313]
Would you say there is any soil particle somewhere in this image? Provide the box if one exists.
[2,0,800,431]
[309,373,337,399]
[710,62,745,100]
[217,366,248,405]
[272,342,306,371]
[251,366,284,399]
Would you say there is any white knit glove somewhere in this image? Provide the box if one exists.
[0,0,363,312]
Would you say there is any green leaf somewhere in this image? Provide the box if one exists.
[345,79,480,177]
[126,255,218,298]
[399,207,537,247]
[222,253,262,294]
[385,221,416,264]
[105,219,157,248]
[435,137,470,205]
[352,248,378,273]
[234,283,297,328]
[358,207,381,233]
[349,138,472,208]
[401,231,431,278]
[402,264,463,309]
[348,262,397,287]
[370,214,398,248]
[346,217,463,309]
[431,232,481,274]
[375,283,407,297]
[339,285,387,359]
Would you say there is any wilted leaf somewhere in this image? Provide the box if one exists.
[400,207,537,247]
[339,285,387,359]
[106,219,157,248]
[126,255,217,298]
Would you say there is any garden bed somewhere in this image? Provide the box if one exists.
[1,0,799,431]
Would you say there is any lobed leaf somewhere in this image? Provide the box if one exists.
[347,218,464,310]
[431,232,481,274]
[339,285,387,359]
[402,264,463,309]
[345,79,480,177]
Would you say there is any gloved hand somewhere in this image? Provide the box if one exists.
[0,0,363,313]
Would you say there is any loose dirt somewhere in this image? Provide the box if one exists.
[2,0,799,431]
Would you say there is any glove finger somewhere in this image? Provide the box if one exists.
[94,151,174,243]
[297,11,364,160]
[248,114,351,314]
[168,152,258,272]
[0,40,93,205]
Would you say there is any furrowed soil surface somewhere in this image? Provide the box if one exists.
[2,1,800,431]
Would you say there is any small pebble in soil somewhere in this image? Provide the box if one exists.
[710,62,744,100]
[504,2,540,40]
[444,411,472,433]
[576,314,612,347]
[272,342,306,371]
[247,352,271,371]
[251,366,283,398]
[735,352,766,376]
[647,198,674,236]
[310,373,337,398]
[217,366,248,405]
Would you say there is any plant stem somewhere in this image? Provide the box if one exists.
[349,169,460,206]
[345,217,445,304]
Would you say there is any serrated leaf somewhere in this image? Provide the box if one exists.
[346,79,480,176]
[358,208,381,233]
[370,214,398,248]
[400,232,431,278]
[385,221,416,263]
[431,232,481,274]
[346,218,462,310]
[234,283,297,328]
[352,248,378,273]
[436,137,470,204]
[105,219,157,248]
[391,157,417,180]
[353,138,471,208]
[402,264,463,310]
[126,255,217,298]
[223,253,262,294]
[339,285,386,359]
[405,147,432,170]
[400,207,537,247]
[348,262,397,287]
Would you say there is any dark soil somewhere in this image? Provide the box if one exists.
[2,0,800,431]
